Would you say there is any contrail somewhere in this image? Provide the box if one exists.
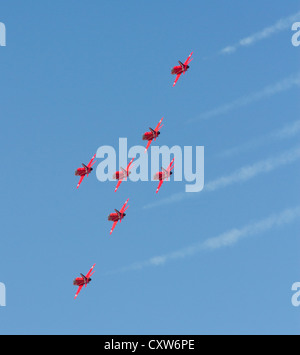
[106,205,300,274]
[143,145,300,209]
[188,72,300,123]
[205,145,300,192]
[220,11,300,55]
[218,119,300,159]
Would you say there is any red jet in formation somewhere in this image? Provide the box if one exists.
[75,154,96,189]
[72,53,194,298]
[73,263,96,299]
[171,52,193,87]
[113,158,135,192]
[153,158,175,193]
[108,199,129,235]
[143,117,164,152]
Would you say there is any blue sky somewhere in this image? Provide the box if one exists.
[0,1,299,335]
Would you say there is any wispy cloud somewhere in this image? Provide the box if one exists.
[188,73,300,123]
[143,145,300,209]
[220,11,300,55]
[106,206,300,274]
[218,120,300,159]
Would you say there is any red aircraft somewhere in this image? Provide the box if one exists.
[73,263,96,300]
[143,117,164,153]
[113,158,135,192]
[171,52,193,87]
[153,158,175,194]
[108,199,129,235]
[75,154,96,189]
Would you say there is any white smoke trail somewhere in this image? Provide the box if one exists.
[188,73,300,123]
[220,11,300,54]
[143,145,300,209]
[218,120,300,159]
[106,206,300,274]
[205,145,300,192]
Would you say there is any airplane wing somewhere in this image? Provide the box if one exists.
[76,154,96,188]
[115,158,134,191]
[156,180,164,194]
[164,158,175,181]
[87,154,97,168]
[145,118,163,151]
[76,175,85,189]
[114,179,123,193]
[74,285,83,300]
[120,198,129,213]
[127,158,135,171]
[144,139,153,153]
[173,73,182,87]
[85,264,96,279]
[167,158,175,173]
[156,159,175,193]
[110,221,118,235]
[184,52,193,66]
[86,154,97,177]
[154,117,164,132]
[178,61,185,70]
